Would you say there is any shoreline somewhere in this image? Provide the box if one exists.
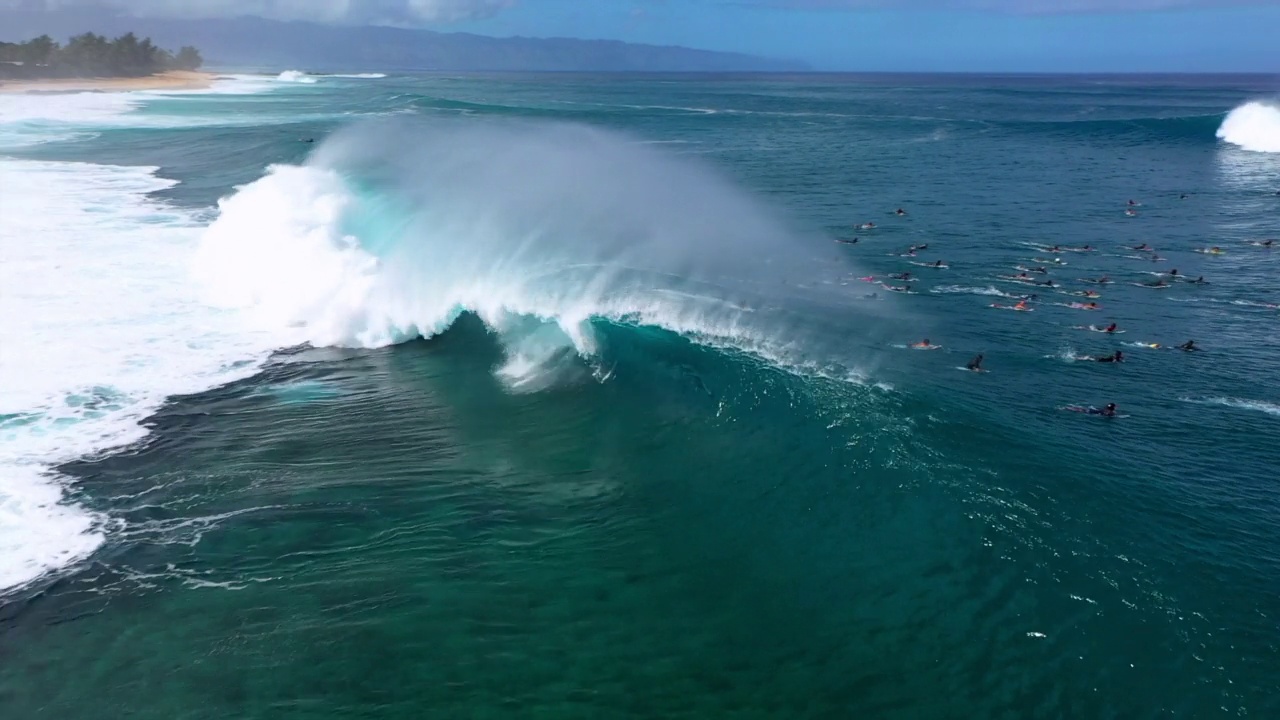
[0,70,215,94]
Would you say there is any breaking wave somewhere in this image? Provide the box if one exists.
[1217,101,1280,153]
[194,117,886,389]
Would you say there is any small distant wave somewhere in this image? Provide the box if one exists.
[0,91,140,148]
[1168,297,1279,310]
[931,285,1009,297]
[1045,347,1082,363]
[276,70,318,84]
[1216,101,1280,153]
[1181,397,1280,417]
[325,73,388,79]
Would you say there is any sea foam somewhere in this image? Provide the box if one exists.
[0,159,278,593]
[1217,101,1280,153]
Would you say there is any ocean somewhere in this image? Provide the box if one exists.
[2,70,1279,718]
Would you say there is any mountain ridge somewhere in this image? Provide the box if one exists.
[0,10,808,72]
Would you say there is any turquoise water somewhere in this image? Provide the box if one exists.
[1,72,1279,718]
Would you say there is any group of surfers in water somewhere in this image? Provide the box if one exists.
[849,201,1240,417]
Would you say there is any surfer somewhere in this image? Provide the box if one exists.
[1125,208,1138,217]
[932,260,945,268]
[1141,279,1170,288]
[912,339,934,349]
[1128,199,1138,206]
[858,222,877,230]
[1178,340,1199,352]
[1187,276,1208,285]
[1089,403,1119,417]
[966,354,985,372]
[837,237,860,245]
[1102,323,1119,334]
[911,244,929,252]
[1131,243,1151,251]
[895,208,907,216]
[889,272,912,281]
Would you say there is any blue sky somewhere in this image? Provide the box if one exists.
[452,1,1280,72]
[4,0,1280,71]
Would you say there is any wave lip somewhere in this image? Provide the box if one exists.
[1216,101,1280,153]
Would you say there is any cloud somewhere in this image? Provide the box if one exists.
[747,0,1274,12]
[0,0,518,24]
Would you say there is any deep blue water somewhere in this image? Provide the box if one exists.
[1,72,1279,718]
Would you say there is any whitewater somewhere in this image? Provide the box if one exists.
[1216,100,1280,153]
[0,80,289,592]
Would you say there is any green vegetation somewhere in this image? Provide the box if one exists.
[0,33,202,80]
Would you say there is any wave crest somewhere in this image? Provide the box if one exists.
[276,70,318,84]
[1216,101,1280,153]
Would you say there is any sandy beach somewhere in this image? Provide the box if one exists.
[0,70,215,94]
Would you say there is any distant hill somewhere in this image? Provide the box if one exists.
[0,10,807,73]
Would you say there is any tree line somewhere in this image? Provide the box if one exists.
[0,33,202,80]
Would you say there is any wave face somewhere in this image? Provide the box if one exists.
[195,118,877,389]
[1217,101,1280,152]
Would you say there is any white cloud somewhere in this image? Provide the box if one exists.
[0,0,518,24]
